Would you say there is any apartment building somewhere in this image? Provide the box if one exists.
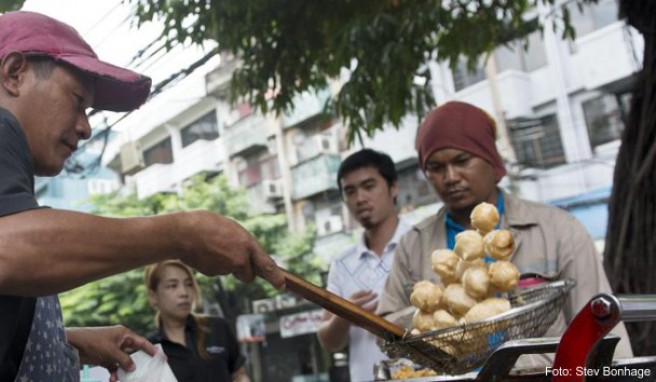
[102,0,639,254]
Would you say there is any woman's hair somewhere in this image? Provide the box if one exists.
[144,260,211,360]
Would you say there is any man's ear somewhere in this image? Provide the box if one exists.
[0,52,30,97]
[390,180,399,198]
[390,179,400,204]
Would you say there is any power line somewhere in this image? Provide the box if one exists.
[64,48,219,178]
[83,0,122,35]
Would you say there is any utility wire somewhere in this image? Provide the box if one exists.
[83,0,122,35]
[65,48,219,178]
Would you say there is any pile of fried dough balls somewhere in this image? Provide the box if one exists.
[410,202,521,335]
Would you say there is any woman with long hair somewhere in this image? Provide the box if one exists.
[144,260,250,382]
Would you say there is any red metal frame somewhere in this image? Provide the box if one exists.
[551,295,621,382]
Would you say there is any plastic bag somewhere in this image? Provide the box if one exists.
[116,344,178,382]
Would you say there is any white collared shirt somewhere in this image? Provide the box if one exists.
[326,219,412,382]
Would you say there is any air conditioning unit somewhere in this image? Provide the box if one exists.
[317,215,344,236]
[120,141,144,175]
[252,298,276,314]
[314,135,337,154]
[262,179,283,199]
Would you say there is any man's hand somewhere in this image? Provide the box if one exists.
[317,289,378,352]
[66,325,157,382]
[179,211,286,289]
[349,289,378,313]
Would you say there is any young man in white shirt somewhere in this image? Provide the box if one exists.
[317,149,411,382]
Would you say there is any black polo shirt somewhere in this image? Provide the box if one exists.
[149,315,245,382]
[0,107,40,381]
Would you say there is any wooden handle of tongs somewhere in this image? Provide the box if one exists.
[282,269,406,340]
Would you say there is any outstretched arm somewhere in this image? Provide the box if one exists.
[0,208,285,296]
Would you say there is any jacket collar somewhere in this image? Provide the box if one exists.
[502,189,540,226]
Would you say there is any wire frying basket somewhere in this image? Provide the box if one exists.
[382,279,575,375]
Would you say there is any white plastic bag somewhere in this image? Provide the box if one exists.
[116,344,178,382]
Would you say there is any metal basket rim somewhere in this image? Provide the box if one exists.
[402,279,576,342]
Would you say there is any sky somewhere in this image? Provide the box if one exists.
[20,0,220,138]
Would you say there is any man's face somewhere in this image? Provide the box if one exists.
[19,64,93,176]
[340,166,398,229]
[424,148,498,213]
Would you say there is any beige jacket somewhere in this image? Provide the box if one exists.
[378,190,633,360]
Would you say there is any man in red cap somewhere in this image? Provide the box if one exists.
[0,11,284,381]
[377,101,632,365]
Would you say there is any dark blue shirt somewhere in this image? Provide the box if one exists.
[0,107,40,381]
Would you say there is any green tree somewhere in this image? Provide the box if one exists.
[0,0,24,12]
[129,0,591,142]
[60,175,319,334]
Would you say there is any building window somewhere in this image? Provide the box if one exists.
[397,165,434,213]
[582,93,629,150]
[143,137,173,167]
[495,31,548,73]
[260,155,281,180]
[180,111,219,148]
[238,164,262,187]
[508,115,566,168]
[452,58,486,92]
[238,155,281,187]
[568,0,619,38]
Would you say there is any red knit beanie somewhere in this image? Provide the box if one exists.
[416,101,506,182]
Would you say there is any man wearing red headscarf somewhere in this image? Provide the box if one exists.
[377,101,632,366]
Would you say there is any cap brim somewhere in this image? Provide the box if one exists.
[59,55,152,112]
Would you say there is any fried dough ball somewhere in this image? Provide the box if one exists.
[488,261,520,291]
[431,249,460,283]
[412,309,436,332]
[470,202,500,234]
[462,265,491,300]
[454,258,485,281]
[483,229,515,260]
[432,309,458,330]
[443,283,478,316]
[454,230,485,261]
[463,297,512,323]
[410,280,443,313]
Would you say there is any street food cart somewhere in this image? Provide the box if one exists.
[283,270,656,381]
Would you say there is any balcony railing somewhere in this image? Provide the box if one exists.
[134,163,175,199]
[133,139,225,198]
[282,89,331,129]
[175,138,225,181]
[291,153,340,200]
[224,114,271,158]
[572,22,642,90]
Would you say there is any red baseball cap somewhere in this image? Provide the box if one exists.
[0,11,151,112]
